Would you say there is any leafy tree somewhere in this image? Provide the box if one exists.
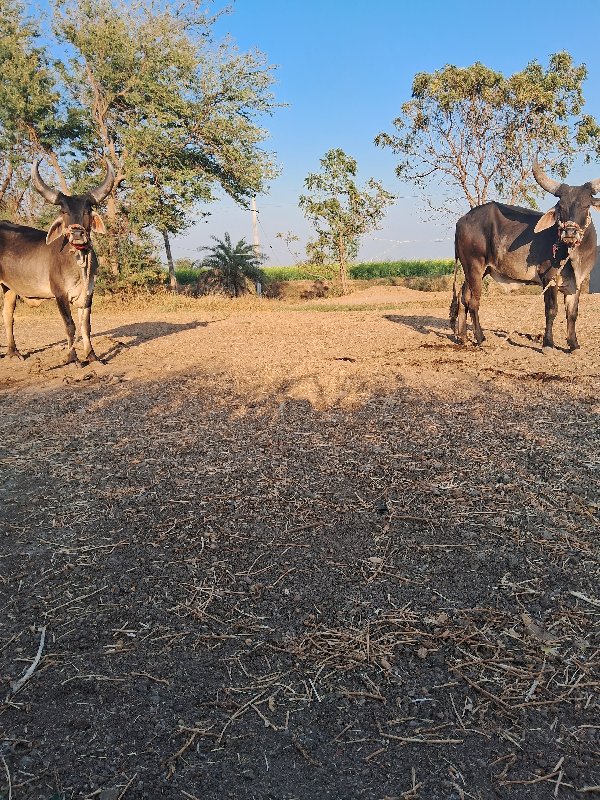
[375,52,600,212]
[197,233,265,297]
[276,230,301,262]
[55,0,280,284]
[0,0,81,219]
[299,149,394,294]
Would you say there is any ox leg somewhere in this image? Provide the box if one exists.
[466,273,485,345]
[455,282,469,343]
[564,289,581,352]
[2,287,24,359]
[78,305,99,362]
[542,282,558,353]
[55,295,79,365]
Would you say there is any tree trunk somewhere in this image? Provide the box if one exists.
[47,150,69,194]
[162,229,178,290]
[0,163,13,206]
[338,231,349,295]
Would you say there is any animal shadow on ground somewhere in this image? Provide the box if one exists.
[384,313,554,353]
[97,319,215,361]
[384,313,452,341]
[16,320,214,363]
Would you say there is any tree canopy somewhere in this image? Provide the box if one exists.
[299,149,394,294]
[0,0,280,287]
[0,0,80,218]
[376,52,600,212]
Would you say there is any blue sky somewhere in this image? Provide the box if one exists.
[38,0,600,264]
[174,0,600,265]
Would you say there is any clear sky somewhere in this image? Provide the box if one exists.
[40,0,600,265]
[173,0,600,265]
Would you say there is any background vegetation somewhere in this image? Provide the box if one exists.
[2,3,599,297]
[0,0,279,291]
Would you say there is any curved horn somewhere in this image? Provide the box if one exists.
[589,176,600,194]
[88,161,115,204]
[532,159,561,196]
[31,160,60,205]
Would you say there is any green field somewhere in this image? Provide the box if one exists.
[174,259,456,286]
[263,260,455,282]
[349,259,454,279]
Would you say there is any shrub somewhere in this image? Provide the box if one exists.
[174,267,200,286]
[96,237,166,294]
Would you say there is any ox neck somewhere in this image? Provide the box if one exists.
[73,249,91,267]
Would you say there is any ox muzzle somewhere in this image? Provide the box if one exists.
[65,224,90,252]
[558,213,591,247]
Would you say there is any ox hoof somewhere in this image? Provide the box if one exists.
[84,352,105,366]
[568,344,581,354]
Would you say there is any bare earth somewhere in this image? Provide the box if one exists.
[1,285,599,800]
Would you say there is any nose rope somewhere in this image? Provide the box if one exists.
[552,212,591,259]
[557,212,591,240]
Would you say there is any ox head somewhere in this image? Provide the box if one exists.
[533,159,600,247]
[31,160,115,250]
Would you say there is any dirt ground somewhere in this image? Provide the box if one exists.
[1,285,599,800]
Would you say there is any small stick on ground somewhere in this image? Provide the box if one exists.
[364,747,386,762]
[1,756,11,800]
[216,690,268,745]
[10,626,46,695]
[292,734,322,767]
[168,733,198,766]
[117,773,137,800]
[401,767,422,799]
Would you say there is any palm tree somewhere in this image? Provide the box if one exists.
[197,233,265,297]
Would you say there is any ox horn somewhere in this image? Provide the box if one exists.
[532,159,562,196]
[88,161,115,205]
[589,176,600,194]
[31,160,61,205]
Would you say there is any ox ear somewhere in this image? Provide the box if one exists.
[46,216,65,245]
[534,208,557,233]
[90,210,106,235]
[591,196,600,211]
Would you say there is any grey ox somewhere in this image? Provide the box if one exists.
[450,161,600,352]
[0,160,114,364]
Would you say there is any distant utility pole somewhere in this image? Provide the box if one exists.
[251,196,260,256]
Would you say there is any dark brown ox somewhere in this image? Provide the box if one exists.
[0,160,114,364]
[450,161,600,352]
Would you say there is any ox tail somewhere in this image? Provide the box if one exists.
[449,257,461,333]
